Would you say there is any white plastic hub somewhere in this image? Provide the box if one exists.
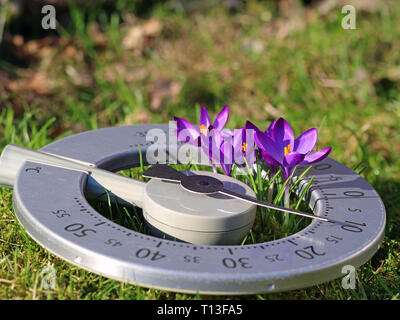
[142,171,257,244]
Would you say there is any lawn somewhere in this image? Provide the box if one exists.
[0,0,399,299]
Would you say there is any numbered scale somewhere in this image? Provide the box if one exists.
[0,124,386,294]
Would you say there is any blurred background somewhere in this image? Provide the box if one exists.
[0,1,398,160]
[1,0,399,178]
[0,0,399,299]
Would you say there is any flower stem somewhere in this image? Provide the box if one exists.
[243,156,257,195]
[267,182,274,203]
[284,186,290,227]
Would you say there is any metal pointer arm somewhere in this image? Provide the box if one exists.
[0,144,146,207]
[142,164,341,224]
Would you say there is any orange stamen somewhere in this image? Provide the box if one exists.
[242,142,247,152]
[284,144,291,156]
[200,124,207,135]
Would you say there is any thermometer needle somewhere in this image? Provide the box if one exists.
[143,164,341,224]
[218,188,332,223]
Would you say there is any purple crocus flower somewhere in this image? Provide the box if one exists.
[173,106,229,146]
[197,125,256,176]
[245,120,276,162]
[200,126,230,175]
[255,118,332,181]
[232,126,256,169]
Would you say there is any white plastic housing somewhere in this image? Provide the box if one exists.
[142,171,257,245]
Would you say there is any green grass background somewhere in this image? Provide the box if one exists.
[0,0,399,299]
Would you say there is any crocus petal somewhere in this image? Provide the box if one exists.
[233,128,244,153]
[266,119,277,136]
[200,134,215,163]
[174,116,200,145]
[283,152,306,168]
[281,152,306,181]
[243,128,256,164]
[245,120,261,133]
[272,118,295,159]
[245,120,261,147]
[209,126,223,147]
[199,106,211,134]
[221,128,234,138]
[213,105,229,131]
[293,128,318,154]
[256,131,283,164]
[233,127,250,165]
[220,138,234,172]
[200,127,223,164]
[301,147,332,165]
[261,150,281,167]
[220,162,233,176]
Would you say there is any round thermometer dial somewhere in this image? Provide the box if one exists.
[2,124,386,295]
